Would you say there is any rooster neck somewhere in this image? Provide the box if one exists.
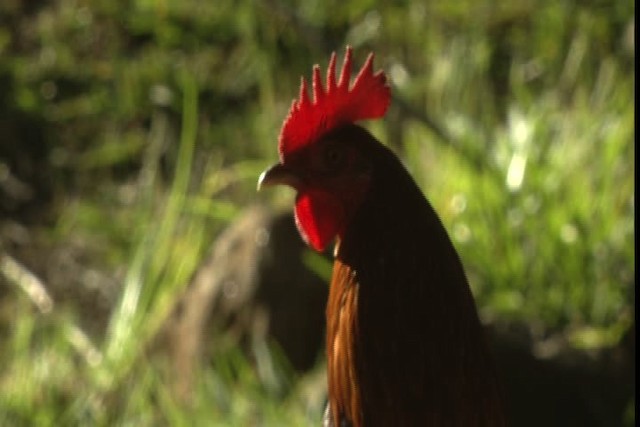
[326,146,438,427]
[325,141,505,426]
[335,143,434,276]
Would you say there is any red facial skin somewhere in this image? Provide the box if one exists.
[266,131,372,252]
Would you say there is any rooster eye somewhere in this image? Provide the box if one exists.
[323,145,345,171]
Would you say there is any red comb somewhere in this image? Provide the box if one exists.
[278,46,391,159]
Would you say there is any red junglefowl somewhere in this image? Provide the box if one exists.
[258,47,505,427]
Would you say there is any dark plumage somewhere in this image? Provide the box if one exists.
[322,125,505,426]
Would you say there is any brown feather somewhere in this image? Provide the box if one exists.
[326,255,361,426]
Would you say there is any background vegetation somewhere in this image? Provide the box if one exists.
[0,0,634,425]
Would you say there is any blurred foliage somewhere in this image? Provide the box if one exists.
[0,0,635,424]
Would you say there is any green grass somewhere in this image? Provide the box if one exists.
[0,0,634,424]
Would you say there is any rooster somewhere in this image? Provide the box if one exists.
[258,47,505,427]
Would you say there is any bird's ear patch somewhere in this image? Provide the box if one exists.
[294,190,345,252]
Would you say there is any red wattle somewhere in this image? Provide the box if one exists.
[294,190,344,252]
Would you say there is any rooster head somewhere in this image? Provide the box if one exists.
[258,47,391,251]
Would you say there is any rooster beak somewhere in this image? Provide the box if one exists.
[257,163,304,191]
